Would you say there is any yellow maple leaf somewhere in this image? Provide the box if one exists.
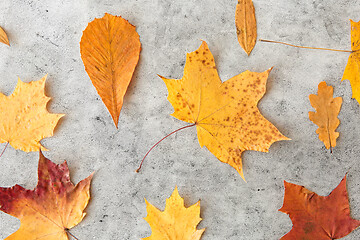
[309,81,342,151]
[160,41,289,180]
[342,20,360,103]
[0,151,93,240]
[0,75,64,152]
[143,186,205,240]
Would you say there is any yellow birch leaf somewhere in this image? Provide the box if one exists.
[0,75,64,152]
[342,19,360,103]
[80,13,141,128]
[0,26,10,46]
[309,81,342,150]
[143,186,205,240]
[160,41,289,180]
[235,0,257,55]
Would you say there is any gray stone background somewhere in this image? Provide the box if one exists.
[0,0,360,239]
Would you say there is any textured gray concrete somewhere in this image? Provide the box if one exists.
[1,0,360,239]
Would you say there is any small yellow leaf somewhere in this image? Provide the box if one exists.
[0,26,9,46]
[143,187,205,240]
[309,81,342,150]
[0,75,64,152]
[342,20,360,103]
[235,0,257,55]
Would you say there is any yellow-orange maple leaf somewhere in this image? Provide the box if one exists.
[309,81,342,150]
[143,186,205,240]
[342,19,360,103]
[161,41,289,180]
[235,0,257,55]
[0,151,93,240]
[80,13,141,128]
[0,75,64,152]
[0,26,9,46]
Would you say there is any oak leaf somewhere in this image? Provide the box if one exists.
[143,186,205,240]
[309,81,342,150]
[161,41,289,180]
[0,75,64,152]
[80,13,141,128]
[0,151,93,240]
[0,26,9,46]
[235,0,257,55]
[342,19,360,103]
[279,176,360,240]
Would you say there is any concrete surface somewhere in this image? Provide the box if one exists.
[1,0,360,239]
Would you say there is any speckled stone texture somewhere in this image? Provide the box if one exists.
[0,0,360,239]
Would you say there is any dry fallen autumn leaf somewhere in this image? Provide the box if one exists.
[342,19,360,103]
[0,26,10,46]
[80,13,141,128]
[309,81,342,151]
[279,176,360,240]
[138,41,289,180]
[235,0,257,55]
[0,75,64,153]
[0,151,93,240]
[260,20,360,104]
[143,186,205,240]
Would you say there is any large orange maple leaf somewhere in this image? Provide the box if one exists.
[280,176,360,240]
[0,151,93,240]
[160,41,289,180]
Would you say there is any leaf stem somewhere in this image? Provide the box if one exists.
[0,142,9,159]
[259,39,353,53]
[327,115,333,154]
[66,229,79,240]
[136,123,196,173]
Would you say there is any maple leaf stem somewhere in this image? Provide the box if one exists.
[259,39,353,53]
[0,142,9,159]
[136,123,197,173]
[66,229,80,240]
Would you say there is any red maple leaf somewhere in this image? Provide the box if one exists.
[279,175,360,239]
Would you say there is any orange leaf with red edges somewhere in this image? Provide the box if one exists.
[0,151,93,240]
[279,176,360,240]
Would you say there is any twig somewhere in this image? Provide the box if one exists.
[136,123,196,172]
[0,142,9,159]
[66,229,79,240]
[259,39,353,53]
